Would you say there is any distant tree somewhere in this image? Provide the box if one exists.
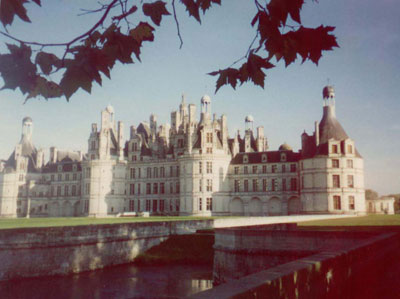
[365,189,379,201]
[387,194,400,212]
[0,0,338,101]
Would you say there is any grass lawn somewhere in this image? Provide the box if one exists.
[298,214,400,227]
[0,216,222,230]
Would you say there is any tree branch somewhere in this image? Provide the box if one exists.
[172,0,183,49]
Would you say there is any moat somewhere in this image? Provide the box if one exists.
[0,264,213,298]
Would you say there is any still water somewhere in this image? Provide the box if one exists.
[0,264,213,299]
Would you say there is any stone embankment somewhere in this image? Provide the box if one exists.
[0,215,353,281]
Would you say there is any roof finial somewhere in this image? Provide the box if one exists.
[181,92,186,104]
[327,78,330,85]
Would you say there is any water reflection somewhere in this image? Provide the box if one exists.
[0,264,213,299]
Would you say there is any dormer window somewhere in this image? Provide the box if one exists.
[57,165,62,172]
[262,154,267,162]
[243,155,248,163]
[347,144,353,154]
[73,164,77,171]
[280,153,286,162]
[332,144,338,154]
[132,142,138,151]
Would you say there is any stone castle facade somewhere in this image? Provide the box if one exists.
[0,86,366,218]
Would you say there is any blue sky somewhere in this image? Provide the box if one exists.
[0,0,399,195]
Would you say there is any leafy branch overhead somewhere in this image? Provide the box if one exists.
[0,0,338,101]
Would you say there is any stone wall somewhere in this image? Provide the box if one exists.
[191,229,400,299]
[0,220,213,281]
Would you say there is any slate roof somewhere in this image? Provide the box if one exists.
[231,150,301,165]
[319,106,349,144]
[4,137,38,172]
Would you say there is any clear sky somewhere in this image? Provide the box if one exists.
[0,0,399,195]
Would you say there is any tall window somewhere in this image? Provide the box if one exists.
[154,167,158,178]
[234,166,239,175]
[85,168,91,179]
[244,166,248,174]
[64,185,69,196]
[72,185,76,196]
[153,200,158,212]
[73,173,77,180]
[262,165,267,174]
[206,179,212,192]
[58,174,62,181]
[253,179,258,192]
[333,195,341,210]
[282,178,286,191]
[170,166,174,177]
[177,166,180,176]
[130,183,135,195]
[199,198,202,211]
[282,165,286,173]
[178,139,184,148]
[170,182,173,194]
[146,200,151,211]
[153,183,158,194]
[132,142,138,151]
[332,159,340,168]
[137,183,141,195]
[252,166,257,174]
[199,179,202,192]
[129,200,135,212]
[272,165,277,173]
[244,180,249,192]
[234,180,240,192]
[347,145,353,154]
[147,167,152,178]
[84,200,89,213]
[176,182,180,193]
[290,164,297,172]
[206,162,212,173]
[65,174,69,181]
[160,200,165,212]
[85,183,90,195]
[349,196,355,210]
[199,162,203,174]
[160,167,165,177]
[206,132,213,143]
[347,175,354,188]
[160,183,165,194]
[206,147,212,154]
[206,197,212,211]
[332,144,338,154]
[271,179,276,191]
[333,175,340,188]
[138,168,141,178]
[290,178,297,191]
[146,183,151,194]
[347,159,353,168]
[130,168,135,179]
[262,179,267,192]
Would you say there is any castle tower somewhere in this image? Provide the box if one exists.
[300,85,366,215]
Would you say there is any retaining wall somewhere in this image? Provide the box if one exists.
[191,229,400,298]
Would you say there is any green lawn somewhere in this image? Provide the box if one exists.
[298,214,400,226]
[0,216,220,230]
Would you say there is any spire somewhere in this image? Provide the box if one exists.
[319,85,348,144]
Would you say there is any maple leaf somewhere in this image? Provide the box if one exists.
[35,52,61,75]
[60,64,93,100]
[0,43,37,94]
[267,0,304,25]
[0,0,40,27]
[26,76,62,101]
[240,53,275,87]
[129,22,155,44]
[180,0,201,23]
[209,68,240,93]
[142,1,170,26]
[197,0,221,14]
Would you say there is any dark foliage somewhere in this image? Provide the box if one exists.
[0,0,338,101]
